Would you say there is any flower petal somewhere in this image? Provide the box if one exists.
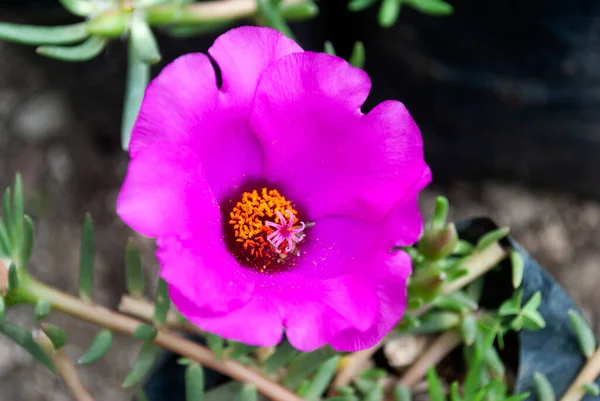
[251,52,429,222]
[208,26,303,102]
[128,27,302,200]
[174,200,418,351]
[118,143,254,314]
[171,288,283,346]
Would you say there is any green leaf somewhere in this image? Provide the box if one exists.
[130,15,161,64]
[484,347,505,378]
[0,295,5,325]
[407,311,460,334]
[41,323,67,350]
[433,291,478,312]
[122,343,161,388]
[0,220,11,258]
[3,188,12,244]
[257,0,295,39]
[349,41,366,69]
[378,0,402,28]
[324,40,337,55]
[501,393,530,401]
[510,249,524,289]
[335,386,356,396]
[204,332,224,359]
[325,396,359,401]
[449,382,462,401]
[59,0,95,17]
[21,215,34,266]
[237,384,257,401]
[34,300,51,320]
[583,382,600,396]
[8,262,18,290]
[133,324,158,342]
[264,338,298,373]
[280,1,319,21]
[460,314,478,346]
[0,22,88,45]
[363,383,384,401]
[394,385,412,401]
[533,372,556,401]
[426,367,446,401]
[166,21,233,38]
[125,239,145,298]
[37,36,107,62]
[283,346,337,390]
[78,329,113,364]
[568,309,596,358]
[359,368,387,381]
[78,213,94,300]
[225,341,256,360]
[354,378,377,395]
[121,38,150,150]
[498,289,523,316]
[475,227,509,252]
[185,363,204,401]
[466,276,485,303]
[454,240,474,255]
[431,196,449,229]
[86,10,128,38]
[522,291,542,312]
[522,310,546,330]
[136,389,149,401]
[0,323,53,369]
[154,278,170,325]
[404,0,453,16]
[11,175,24,250]
[348,0,379,12]
[304,355,341,400]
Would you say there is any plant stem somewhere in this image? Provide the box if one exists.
[24,279,302,401]
[330,242,507,393]
[33,330,95,401]
[118,295,203,336]
[561,346,600,401]
[398,330,462,388]
[148,0,306,25]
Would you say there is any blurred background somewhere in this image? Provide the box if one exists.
[1,1,600,400]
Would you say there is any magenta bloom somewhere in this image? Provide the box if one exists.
[117,27,431,352]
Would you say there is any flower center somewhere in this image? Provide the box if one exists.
[228,188,307,270]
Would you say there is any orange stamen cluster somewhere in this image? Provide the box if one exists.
[229,188,299,260]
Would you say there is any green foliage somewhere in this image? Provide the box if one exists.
[78,329,113,365]
[0,323,53,369]
[185,363,205,401]
[34,300,51,320]
[125,239,145,298]
[122,343,162,388]
[154,278,171,325]
[568,309,596,358]
[78,213,95,300]
[37,37,108,62]
[41,323,67,350]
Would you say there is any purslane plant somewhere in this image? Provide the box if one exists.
[2,173,579,401]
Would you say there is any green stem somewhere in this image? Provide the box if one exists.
[14,276,302,401]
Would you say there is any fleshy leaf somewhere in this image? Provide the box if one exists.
[78,329,113,365]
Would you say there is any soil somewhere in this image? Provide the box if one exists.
[0,32,599,401]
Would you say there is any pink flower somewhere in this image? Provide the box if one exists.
[117,26,431,352]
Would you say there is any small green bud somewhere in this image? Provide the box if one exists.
[408,268,446,302]
[418,223,459,260]
[87,10,128,38]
